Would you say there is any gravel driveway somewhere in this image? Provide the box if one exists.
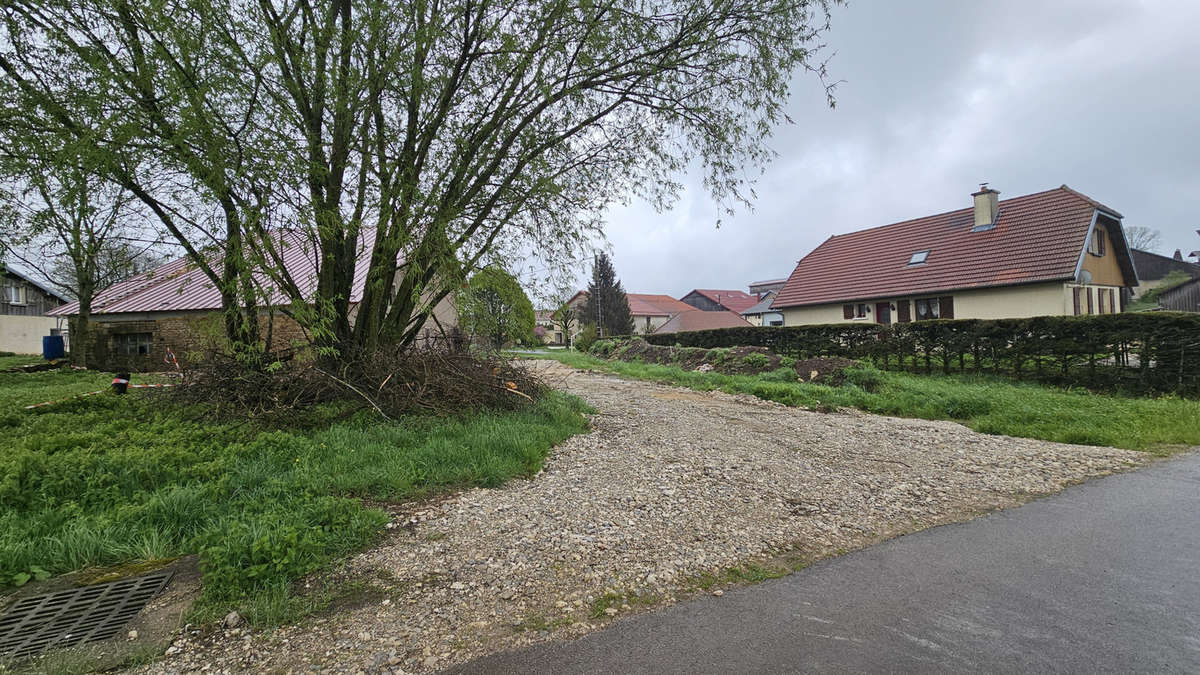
[149,362,1146,674]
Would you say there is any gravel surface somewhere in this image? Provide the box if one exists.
[143,362,1146,674]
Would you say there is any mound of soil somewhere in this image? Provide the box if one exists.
[792,357,860,386]
[602,339,860,383]
[610,339,781,375]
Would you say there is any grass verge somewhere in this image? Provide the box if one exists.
[0,366,590,625]
[531,351,1200,452]
[0,354,45,370]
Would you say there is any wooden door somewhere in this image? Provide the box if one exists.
[875,302,892,325]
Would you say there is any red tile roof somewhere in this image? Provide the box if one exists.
[626,293,694,316]
[50,229,377,316]
[654,309,751,334]
[683,289,760,313]
[772,186,1127,309]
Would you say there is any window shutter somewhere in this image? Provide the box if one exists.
[1073,287,1081,315]
[843,304,853,319]
[939,296,954,319]
[1086,287,1094,314]
[897,300,911,323]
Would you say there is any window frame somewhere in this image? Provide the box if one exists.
[907,250,930,266]
[5,285,28,305]
[1088,229,1106,256]
[914,297,941,320]
[114,332,154,357]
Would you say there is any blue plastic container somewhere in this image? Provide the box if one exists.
[42,335,65,360]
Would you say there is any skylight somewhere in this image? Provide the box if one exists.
[907,250,930,265]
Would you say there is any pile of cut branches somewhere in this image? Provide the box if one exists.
[168,342,544,421]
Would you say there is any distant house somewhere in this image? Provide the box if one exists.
[741,291,783,326]
[534,309,560,345]
[679,289,760,314]
[748,278,787,298]
[559,290,696,337]
[1128,248,1200,299]
[49,231,457,370]
[627,294,695,334]
[1,265,69,354]
[654,309,751,334]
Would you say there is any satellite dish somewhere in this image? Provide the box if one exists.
[1079,270,1093,284]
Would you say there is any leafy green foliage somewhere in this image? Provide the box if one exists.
[641,313,1200,396]
[528,351,1200,452]
[0,368,589,613]
[3,0,841,356]
[457,266,536,349]
[574,324,598,353]
[741,352,770,368]
[590,339,618,357]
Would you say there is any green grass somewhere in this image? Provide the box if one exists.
[529,352,1200,452]
[587,589,661,619]
[0,353,51,370]
[0,366,590,624]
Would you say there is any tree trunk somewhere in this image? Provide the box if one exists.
[72,293,92,368]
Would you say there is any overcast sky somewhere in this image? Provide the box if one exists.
[578,0,1200,298]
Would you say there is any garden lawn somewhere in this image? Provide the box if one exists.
[0,366,589,623]
[534,351,1200,453]
[0,354,46,370]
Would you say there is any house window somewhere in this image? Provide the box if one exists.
[915,297,940,320]
[5,285,28,305]
[1088,229,1106,256]
[842,304,869,320]
[907,250,930,266]
[769,319,783,327]
[114,332,153,356]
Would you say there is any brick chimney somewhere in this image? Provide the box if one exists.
[972,183,999,229]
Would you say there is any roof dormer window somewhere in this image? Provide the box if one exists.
[907,250,930,266]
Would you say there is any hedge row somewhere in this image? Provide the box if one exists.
[640,313,1200,396]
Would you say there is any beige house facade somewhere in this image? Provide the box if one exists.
[774,185,1137,326]
[1,267,68,353]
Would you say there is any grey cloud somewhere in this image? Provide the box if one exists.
[592,0,1200,296]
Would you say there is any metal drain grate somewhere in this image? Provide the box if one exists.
[0,569,173,660]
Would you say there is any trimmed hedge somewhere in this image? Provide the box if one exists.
[641,313,1200,396]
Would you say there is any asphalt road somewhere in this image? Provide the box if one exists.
[448,452,1200,674]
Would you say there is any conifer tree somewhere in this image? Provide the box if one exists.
[583,253,634,337]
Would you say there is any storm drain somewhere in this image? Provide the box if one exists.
[0,569,173,660]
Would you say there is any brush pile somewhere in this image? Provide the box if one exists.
[169,341,544,420]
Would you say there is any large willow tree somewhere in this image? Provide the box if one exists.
[0,0,839,359]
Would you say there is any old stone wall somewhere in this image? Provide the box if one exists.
[73,312,310,372]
